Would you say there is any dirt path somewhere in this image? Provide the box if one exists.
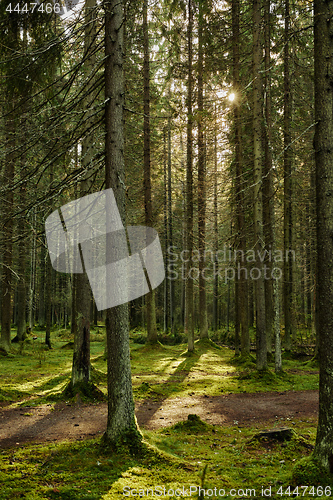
[0,390,318,449]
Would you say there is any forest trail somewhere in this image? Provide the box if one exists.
[0,390,318,449]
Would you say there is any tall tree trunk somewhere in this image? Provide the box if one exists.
[263,0,275,358]
[70,0,96,387]
[198,0,208,339]
[163,128,169,332]
[45,255,52,349]
[28,210,37,330]
[274,277,282,373]
[167,108,175,333]
[0,104,15,352]
[253,0,267,370]
[186,0,194,352]
[313,0,333,470]
[71,273,77,336]
[72,267,91,385]
[180,133,186,328]
[16,185,27,343]
[213,110,219,332]
[38,241,46,328]
[0,12,20,353]
[283,0,293,352]
[143,0,158,344]
[248,280,254,328]
[16,94,29,343]
[103,0,140,447]
[232,0,249,355]
[263,0,282,372]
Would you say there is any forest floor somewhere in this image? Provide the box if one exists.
[0,328,326,499]
[0,327,320,449]
[0,389,318,449]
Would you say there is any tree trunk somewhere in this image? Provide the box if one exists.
[180,133,186,329]
[16,184,27,343]
[213,111,219,332]
[103,0,140,448]
[70,0,97,387]
[143,0,158,345]
[167,108,175,334]
[0,103,15,352]
[253,0,267,370]
[15,96,28,343]
[313,0,333,470]
[45,255,52,349]
[274,277,282,373]
[232,0,249,355]
[283,0,293,352]
[186,0,194,352]
[71,273,77,336]
[38,241,46,328]
[163,128,169,332]
[197,0,208,340]
[263,0,274,358]
[28,210,37,330]
[72,270,91,385]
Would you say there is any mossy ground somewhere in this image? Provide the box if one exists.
[0,326,318,407]
[0,418,326,499]
[0,325,325,499]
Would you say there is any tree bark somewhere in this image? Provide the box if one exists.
[167,108,175,333]
[263,0,274,357]
[253,0,267,370]
[163,128,169,332]
[232,0,249,355]
[38,240,46,329]
[45,255,52,349]
[213,110,219,332]
[27,210,36,330]
[16,185,27,343]
[283,0,293,352]
[0,104,15,352]
[70,0,97,388]
[186,0,194,352]
[198,0,208,340]
[313,0,333,470]
[143,0,158,345]
[103,0,140,448]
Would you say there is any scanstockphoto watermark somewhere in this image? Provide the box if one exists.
[166,245,296,284]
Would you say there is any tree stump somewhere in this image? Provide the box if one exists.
[251,427,295,442]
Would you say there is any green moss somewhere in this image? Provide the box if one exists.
[90,365,107,384]
[195,338,221,350]
[101,425,144,456]
[0,417,325,499]
[0,328,319,407]
[173,414,209,433]
[63,380,106,402]
[292,456,332,486]
[0,346,9,356]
